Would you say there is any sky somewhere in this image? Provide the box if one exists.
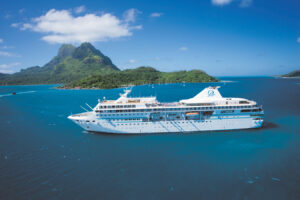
[0,0,299,76]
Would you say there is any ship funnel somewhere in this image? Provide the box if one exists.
[180,86,222,104]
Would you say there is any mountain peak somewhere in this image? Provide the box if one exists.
[0,42,120,85]
[79,42,95,49]
[72,42,103,59]
[58,44,76,58]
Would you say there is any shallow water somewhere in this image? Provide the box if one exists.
[0,77,300,199]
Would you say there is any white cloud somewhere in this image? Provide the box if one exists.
[19,8,26,14]
[131,25,143,30]
[0,51,13,57]
[129,59,136,63]
[150,12,163,18]
[0,62,20,68]
[211,0,232,6]
[179,46,188,51]
[16,9,142,44]
[123,8,141,23]
[0,50,20,57]
[239,0,252,8]
[0,38,3,43]
[154,57,160,61]
[0,45,13,49]
[0,62,21,74]
[20,23,33,30]
[74,6,86,14]
[11,23,20,28]
[4,14,12,19]
[297,37,300,43]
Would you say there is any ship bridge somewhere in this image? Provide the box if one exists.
[95,88,157,110]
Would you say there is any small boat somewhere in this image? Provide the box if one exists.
[12,92,16,95]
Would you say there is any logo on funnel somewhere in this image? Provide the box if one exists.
[208,90,215,97]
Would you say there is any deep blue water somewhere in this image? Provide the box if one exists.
[0,77,300,199]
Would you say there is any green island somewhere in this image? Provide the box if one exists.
[0,42,218,88]
[66,67,218,89]
[281,70,300,78]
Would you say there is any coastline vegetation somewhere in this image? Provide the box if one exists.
[281,70,300,78]
[65,67,218,89]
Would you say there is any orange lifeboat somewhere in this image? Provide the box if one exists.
[185,112,199,116]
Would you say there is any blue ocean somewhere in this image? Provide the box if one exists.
[0,77,300,199]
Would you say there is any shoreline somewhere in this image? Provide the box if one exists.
[56,81,222,90]
[6,76,299,90]
[280,76,300,79]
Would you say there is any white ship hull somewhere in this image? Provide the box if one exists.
[69,115,263,134]
[68,86,264,134]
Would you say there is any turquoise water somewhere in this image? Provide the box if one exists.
[0,77,300,199]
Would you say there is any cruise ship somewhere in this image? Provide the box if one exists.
[68,86,264,134]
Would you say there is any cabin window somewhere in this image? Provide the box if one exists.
[221,110,234,113]
[252,109,262,112]
[241,109,251,113]
[203,111,213,116]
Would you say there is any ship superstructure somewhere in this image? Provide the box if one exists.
[68,86,264,134]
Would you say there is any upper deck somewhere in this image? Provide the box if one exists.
[94,86,258,111]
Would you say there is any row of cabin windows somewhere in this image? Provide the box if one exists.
[96,105,255,113]
[111,118,141,121]
[241,108,263,113]
[185,103,214,106]
[99,108,262,118]
[100,105,136,109]
[100,113,147,117]
[186,101,249,106]
[104,120,214,125]
[100,102,250,109]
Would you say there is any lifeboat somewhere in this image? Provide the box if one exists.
[185,112,199,116]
